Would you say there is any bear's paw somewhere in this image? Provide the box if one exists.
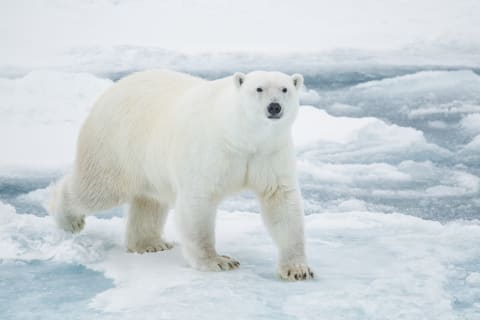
[278,263,314,281]
[128,241,174,254]
[194,255,240,272]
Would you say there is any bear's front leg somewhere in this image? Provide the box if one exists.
[259,186,314,281]
[175,195,240,271]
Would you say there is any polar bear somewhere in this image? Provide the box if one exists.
[49,70,313,281]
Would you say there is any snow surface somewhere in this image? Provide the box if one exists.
[1,0,480,319]
[1,201,480,320]
[1,0,480,77]
[0,71,112,170]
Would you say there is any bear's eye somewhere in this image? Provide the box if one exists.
[282,88,288,93]
[256,87,263,93]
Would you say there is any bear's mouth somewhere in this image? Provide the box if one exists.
[267,113,283,120]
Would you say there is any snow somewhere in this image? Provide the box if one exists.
[1,0,480,77]
[1,201,480,319]
[315,70,480,162]
[9,0,477,54]
[292,106,377,147]
[1,0,480,318]
[0,71,112,170]
[296,109,451,164]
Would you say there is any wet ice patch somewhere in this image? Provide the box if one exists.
[0,260,112,320]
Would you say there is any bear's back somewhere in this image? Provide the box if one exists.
[75,70,208,191]
[80,69,206,143]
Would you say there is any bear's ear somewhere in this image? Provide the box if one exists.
[233,72,245,88]
[291,73,304,89]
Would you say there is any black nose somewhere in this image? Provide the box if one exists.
[267,102,282,115]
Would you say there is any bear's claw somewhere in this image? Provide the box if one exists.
[55,214,85,234]
[278,263,314,281]
[195,255,240,271]
[128,241,174,254]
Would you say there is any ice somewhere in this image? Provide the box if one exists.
[1,1,480,77]
[292,106,378,147]
[316,70,480,149]
[2,2,480,315]
[461,114,480,135]
[0,70,478,221]
[0,71,112,170]
[301,69,480,219]
[458,135,480,166]
[288,104,480,218]
[0,260,112,320]
[298,88,322,106]
[297,159,480,217]
[1,201,480,319]
[317,70,480,120]
[294,106,451,163]
[467,273,480,285]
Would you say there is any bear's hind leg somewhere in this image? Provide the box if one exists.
[126,196,173,253]
[49,175,87,233]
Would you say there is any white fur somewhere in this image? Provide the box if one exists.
[49,70,313,280]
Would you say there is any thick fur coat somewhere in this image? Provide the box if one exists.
[49,70,313,280]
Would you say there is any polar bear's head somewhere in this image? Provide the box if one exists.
[233,71,303,127]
